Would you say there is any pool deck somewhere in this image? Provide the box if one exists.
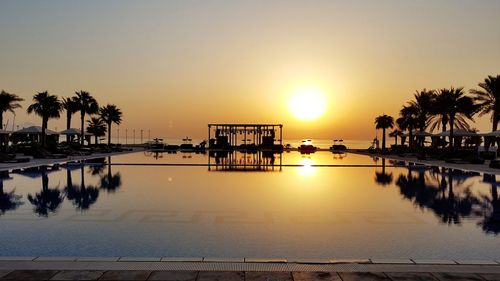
[0,260,499,280]
[349,150,500,175]
[0,148,143,172]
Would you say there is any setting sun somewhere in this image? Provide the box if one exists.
[288,87,327,121]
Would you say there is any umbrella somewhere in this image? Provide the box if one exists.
[0,129,12,135]
[59,128,92,136]
[402,130,432,137]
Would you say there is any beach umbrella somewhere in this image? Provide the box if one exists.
[481,130,500,137]
[436,129,477,137]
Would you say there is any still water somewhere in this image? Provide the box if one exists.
[0,151,498,259]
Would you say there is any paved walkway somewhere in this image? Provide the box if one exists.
[0,261,499,280]
[349,150,500,175]
[0,149,142,172]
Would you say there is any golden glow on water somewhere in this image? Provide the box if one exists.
[298,157,316,177]
[288,86,327,121]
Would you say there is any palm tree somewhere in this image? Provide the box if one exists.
[470,75,500,131]
[397,104,419,148]
[99,104,122,146]
[374,114,394,151]
[389,130,402,146]
[62,97,79,130]
[433,88,477,148]
[411,89,436,132]
[86,117,107,145]
[74,91,99,146]
[26,92,63,147]
[0,90,23,130]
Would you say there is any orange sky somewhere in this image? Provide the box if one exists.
[1,1,499,141]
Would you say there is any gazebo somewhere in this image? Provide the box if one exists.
[12,126,59,144]
[435,129,479,148]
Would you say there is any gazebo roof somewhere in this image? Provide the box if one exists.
[14,126,58,135]
[59,128,92,136]
[436,129,477,137]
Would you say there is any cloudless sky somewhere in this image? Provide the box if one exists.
[1,0,499,141]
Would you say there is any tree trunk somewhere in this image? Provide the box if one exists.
[41,117,47,147]
[66,113,71,130]
[95,135,98,145]
[449,116,455,148]
[108,123,112,147]
[0,113,3,130]
[493,115,498,132]
[408,125,414,149]
[80,112,85,146]
[382,128,386,151]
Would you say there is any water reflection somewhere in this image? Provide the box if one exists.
[208,151,282,172]
[374,162,500,234]
[0,171,23,215]
[21,166,64,217]
[99,157,122,193]
[374,158,393,186]
[65,165,99,211]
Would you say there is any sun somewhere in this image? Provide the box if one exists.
[288,86,327,121]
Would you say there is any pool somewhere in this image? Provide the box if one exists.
[0,151,498,260]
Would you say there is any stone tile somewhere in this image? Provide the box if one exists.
[118,257,161,262]
[76,257,120,262]
[245,258,287,263]
[479,274,500,281]
[99,270,152,281]
[292,271,341,281]
[0,271,12,279]
[148,271,197,281]
[385,272,438,281]
[246,272,293,281]
[203,257,245,263]
[290,259,331,264]
[411,260,456,265]
[329,259,371,264]
[454,259,498,265]
[3,270,59,280]
[51,270,104,280]
[0,256,36,261]
[370,259,414,264]
[197,271,244,281]
[35,257,78,262]
[338,272,390,281]
[431,273,483,281]
[160,257,203,262]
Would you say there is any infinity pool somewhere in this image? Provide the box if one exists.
[0,151,498,259]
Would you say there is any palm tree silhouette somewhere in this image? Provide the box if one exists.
[470,75,500,131]
[375,158,393,186]
[0,90,23,130]
[86,117,107,145]
[99,104,123,146]
[374,114,394,151]
[26,91,63,147]
[61,97,79,131]
[100,157,122,193]
[0,172,23,215]
[65,165,99,210]
[397,104,419,148]
[433,88,476,148]
[74,91,99,146]
[27,168,64,217]
[478,175,500,234]
[411,89,436,147]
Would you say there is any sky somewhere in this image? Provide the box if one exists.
[1,0,499,141]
